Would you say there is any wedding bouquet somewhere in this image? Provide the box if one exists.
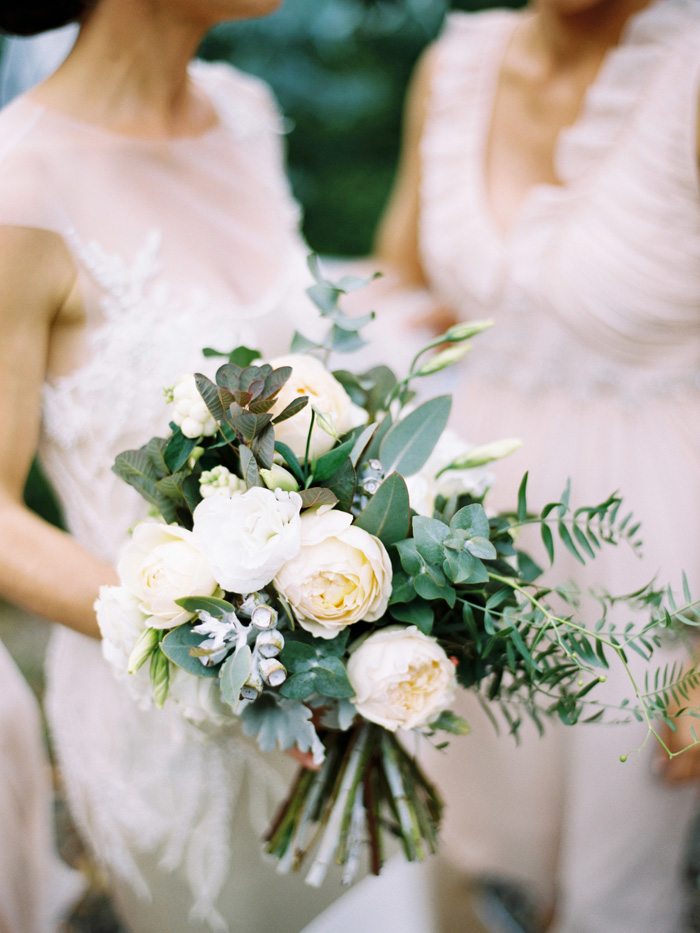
[97,258,698,886]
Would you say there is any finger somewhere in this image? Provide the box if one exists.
[288,748,320,771]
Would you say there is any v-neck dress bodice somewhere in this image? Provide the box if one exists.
[418,7,700,931]
[421,0,700,403]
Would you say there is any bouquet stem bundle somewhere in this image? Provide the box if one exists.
[265,723,443,887]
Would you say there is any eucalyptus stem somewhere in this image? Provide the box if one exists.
[306,725,370,887]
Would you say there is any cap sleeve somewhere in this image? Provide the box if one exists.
[0,100,68,234]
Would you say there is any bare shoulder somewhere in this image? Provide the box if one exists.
[0,226,75,327]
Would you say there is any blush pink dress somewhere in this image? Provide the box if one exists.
[417,1,700,931]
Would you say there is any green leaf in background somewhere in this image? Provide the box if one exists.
[161,625,218,679]
[389,601,435,634]
[291,331,322,354]
[379,396,451,477]
[430,710,471,736]
[220,645,253,709]
[355,473,411,545]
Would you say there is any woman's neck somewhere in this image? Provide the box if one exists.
[30,0,215,137]
[528,0,655,67]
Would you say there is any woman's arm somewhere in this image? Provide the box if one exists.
[0,226,117,638]
[374,47,436,286]
[374,48,458,336]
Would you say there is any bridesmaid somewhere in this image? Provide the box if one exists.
[377,0,700,930]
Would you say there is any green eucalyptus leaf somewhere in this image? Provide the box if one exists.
[161,625,218,678]
[355,473,411,545]
[175,596,236,618]
[313,439,355,483]
[325,460,357,513]
[413,516,450,566]
[465,536,497,560]
[451,504,490,538]
[220,644,253,709]
[379,396,451,477]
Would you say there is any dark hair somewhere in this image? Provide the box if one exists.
[0,1,92,37]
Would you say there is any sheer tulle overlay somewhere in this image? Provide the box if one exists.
[0,63,358,931]
[0,641,84,933]
[418,2,700,930]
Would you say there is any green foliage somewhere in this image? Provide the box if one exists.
[379,396,451,476]
[354,472,410,544]
[161,625,219,679]
[280,631,354,700]
[241,693,325,761]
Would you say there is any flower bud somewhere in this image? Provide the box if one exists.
[255,630,285,658]
[251,605,278,630]
[440,438,522,471]
[149,650,170,709]
[199,465,246,500]
[416,344,470,377]
[169,374,218,438]
[444,319,494,342]
[241,669,263,701]
[260,464,300,493]
[259,658,287,688]
[127,627,159,675]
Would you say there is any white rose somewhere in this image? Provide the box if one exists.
[406,429,494,517]
[118,523,219,629]
[347,626,457,732]
[199,465,247,499]
[193,487,303,594]
[275,506,392,639]
[268,354,366,459]
[169,374,218,439]
[95,586,153,708]
[169,670,230,729]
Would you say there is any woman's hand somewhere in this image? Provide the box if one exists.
[287,748,320,771]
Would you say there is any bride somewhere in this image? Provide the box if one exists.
[0,1,389,929]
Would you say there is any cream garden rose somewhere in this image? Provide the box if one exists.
[274,506,392,639]
[118,523,219,630]
[267,354,365,458]
[347,626,457,732]
[193,487,303,594]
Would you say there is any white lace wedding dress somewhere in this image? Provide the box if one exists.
[0,62,437,932]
